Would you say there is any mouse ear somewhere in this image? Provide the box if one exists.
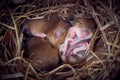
[53,28,63,39]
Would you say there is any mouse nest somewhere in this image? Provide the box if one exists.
[0,0,120,80]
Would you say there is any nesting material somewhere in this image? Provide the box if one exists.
[0,0,120,80]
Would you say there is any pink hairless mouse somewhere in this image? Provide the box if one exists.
[60,18,96,64]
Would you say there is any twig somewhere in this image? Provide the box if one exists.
[0,73,24,80]
[0,22,15,30]
[25,4,75,15]
[100,21,114,30]
[84,0,108,43]
[106,41,120,49]
[89,27,100,50]
[13,5,36,13]
[43,64,76,79]
[10,12,21,57]
[24,63,31,80]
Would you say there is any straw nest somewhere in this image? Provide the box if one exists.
[0,0,120,80]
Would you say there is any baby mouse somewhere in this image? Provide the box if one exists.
[60,17,96,64]
[22,14,70,48]
[24,36,59,71]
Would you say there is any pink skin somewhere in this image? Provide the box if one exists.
[69,27,76,38]
[63,38,73,55]
[62,26,90,56]
[70,41,89,55]
[32,33,47,38]
[80,30,88,39]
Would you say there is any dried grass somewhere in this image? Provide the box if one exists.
[0,0,120,80]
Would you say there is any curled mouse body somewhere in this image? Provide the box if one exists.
[24,36,59,71]
[23,14,60,38]
[22,14,70,48]
[60,17,96,64]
